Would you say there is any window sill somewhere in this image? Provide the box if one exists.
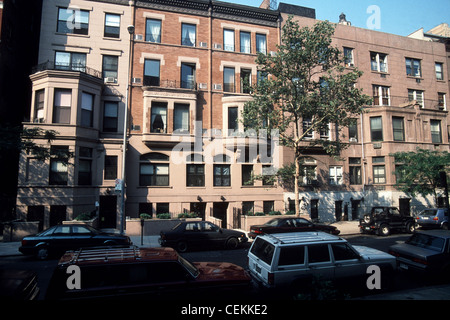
[55,32,90,39]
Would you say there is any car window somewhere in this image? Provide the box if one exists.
[307,244,331,264]
[407,233,445,252]
[72,226,91,234]
[295,218,311,227]
[250,238,275,265]
[53,225,71,234]
[390,208,400,216]
[278,246,305,266]
[185,222,201,232]
[422,210,437,216]
[331,243,360,261]
[265,219,280,227]
[203,222,218,231]
[38,226,57,236]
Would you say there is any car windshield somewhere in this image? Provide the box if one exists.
[36,226,57,236]
[264,219,281,227]
[421,210,438,216]
[178,255,200,278]
[406,233,445,252]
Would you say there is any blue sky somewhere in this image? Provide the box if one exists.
[228,0,450,36]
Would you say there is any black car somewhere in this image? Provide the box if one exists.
[159,221,248,252]
[389,230,450,280]
[359,206,416,236]
[19,224,131,260]
[0,269,40,300]
[248,217,340,239]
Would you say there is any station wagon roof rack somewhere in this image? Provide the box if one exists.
[263,231,341,244]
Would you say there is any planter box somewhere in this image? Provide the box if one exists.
[63,217,99,229]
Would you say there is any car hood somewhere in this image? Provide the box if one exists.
[353,245,395,261]
[389,243,440,259]
[194,262,251,282]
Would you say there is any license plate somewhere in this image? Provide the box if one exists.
[422,217,429,220]
[365,227,371,230]
[255,264,262,274]
[399,263,409,270]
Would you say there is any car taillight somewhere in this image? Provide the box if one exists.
[416,217,420,220]
[21,239,27,246]
[412,257,428,265]
[268,272,274,286]
[388,250,399,257]
[433,217,439,221]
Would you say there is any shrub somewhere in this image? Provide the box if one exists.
[178,212,198,219]
[156,213,171,219]
[269,211,282,216]
[139,213,152,220]
[74,211,95,221]
[255,212,266,216]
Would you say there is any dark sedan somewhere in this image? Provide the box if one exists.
[19,224,131,260]
[159,221,248,253]
[248,217,340,239]
[389,230,450,279]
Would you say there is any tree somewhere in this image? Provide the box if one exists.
[392,148,450,207]
[242,17,371,216]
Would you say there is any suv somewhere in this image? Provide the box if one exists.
[416,208,449,230]
[45,246,251,300]
[247,232,396,293]
[359,206,415,236]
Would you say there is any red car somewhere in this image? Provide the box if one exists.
[249,217,340,239]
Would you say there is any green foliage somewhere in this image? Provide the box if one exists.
[391,148,450,204]
[74,211,96,221]
[139,213,152,220]
[156,213,171,219]
[178,212,198,219]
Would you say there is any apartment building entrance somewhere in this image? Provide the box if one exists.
[99,196,117,229]
[212,202,228,229]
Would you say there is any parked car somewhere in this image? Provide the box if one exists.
[45,246,251,300]
[389,230,450,279]
[416,208,449,230]
[249,217,340,239]
[0,269,40,300]
[159,221,248,252]
[19,224,131,260]
[247,232,396,294]
[359,206,416,236]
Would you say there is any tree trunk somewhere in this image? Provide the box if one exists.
[294,149,301,217]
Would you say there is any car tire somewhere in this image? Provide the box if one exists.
[405,222,415,234]
[442,223,449,230]
[36,246,49,260]
[226,237,239,250]
[378,224,390,236]
[177,241,188,253]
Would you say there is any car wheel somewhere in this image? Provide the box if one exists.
[36,246,49,260]
[226,237,239,250]
[405,222,415,234]
[378,224,391,236]
[442,223,449,230]
[177,241,188,253]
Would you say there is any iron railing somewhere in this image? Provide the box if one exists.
[32,61,102,79]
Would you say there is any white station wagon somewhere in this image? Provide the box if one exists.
[247,232,396,291]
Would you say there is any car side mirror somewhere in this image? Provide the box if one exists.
[218,228,223,233]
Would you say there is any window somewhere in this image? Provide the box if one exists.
[156,203,169,215]
[140,153,170,186]
[174,103,190,133]
[343,47,354,67]
[256,34,267,54]
[406,58,422,77]
[214,164,230,187]
[392,117,405,142]
[151,102,167,133]
[302,117,313,139]
[103,101,118,132]
[436,63,444,81]
[80,92,94,127]
[57,8,89,35]
[279,246,305,266]
[348,119,358,142]
[262,165,275,186]
[240,31,251,53]
[373,157,386,184]
[242,165,253,186]
[181,63,196,89]
[78,147,92,185]
[53,89,72,124]
[372,85,390,106]
[370,116,383,142]
[438,93,446,110]
[223,29,235,51]
[49,146,69,185]
[144,59,160,86]
[181,23,196,47]
[242,201,254,215]
[187,164,204,187]
[104,156,117,180]
[55,51,86,72]
[331,243,359,261]
[263,201,274,214]
[146,19,161,43]
[228,107,238,134]
[103,55,118,83]
[329,166,343,185]
[307,244,331,263]
[349,158,362,185]
[240,69,252,94]
[223,67,235,93]
[34,90,45,123]
[104,13,120,38]
[408,89,424,108]
[430,120,442,144]
[370,52,387,73]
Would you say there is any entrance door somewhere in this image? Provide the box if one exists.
[399,198,411,217]
[213,202,228,228]
[335,201,343,222]
[50,205,67,226]
[99,196,117,229]
[310,200,319,221]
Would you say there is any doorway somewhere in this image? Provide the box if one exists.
[190,202,206,220]
[399,198,411,216]
[335,200,343,222]
[310,199,319,222]
[50,205,67,226]
[213,202,228,228]
[99,196,117,229]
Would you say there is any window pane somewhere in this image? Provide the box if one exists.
[105,14,120,38]
[223,67,235,92]
[370,117,383,141]
[224,29,235,51]
[308,245,330,263]
[392,117,404,141]
[181,63,195,89]
[146,19,161,43]
[144,59,160,86]
[256,34,266,54]
[151,103,167,133]
[182,24,196,47]
[240,31,251,53]
[174,104,190,132]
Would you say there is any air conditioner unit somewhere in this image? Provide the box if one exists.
[132,78,142,84]
[416,78,421,83]
[213,84,222,90]
[199,83,207,89]
[104,77,116,84]
[199,42,208,48]
[349,137,358,143]
[213,43,222,49]
[135,34,143,41]
[373,142,382,149]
